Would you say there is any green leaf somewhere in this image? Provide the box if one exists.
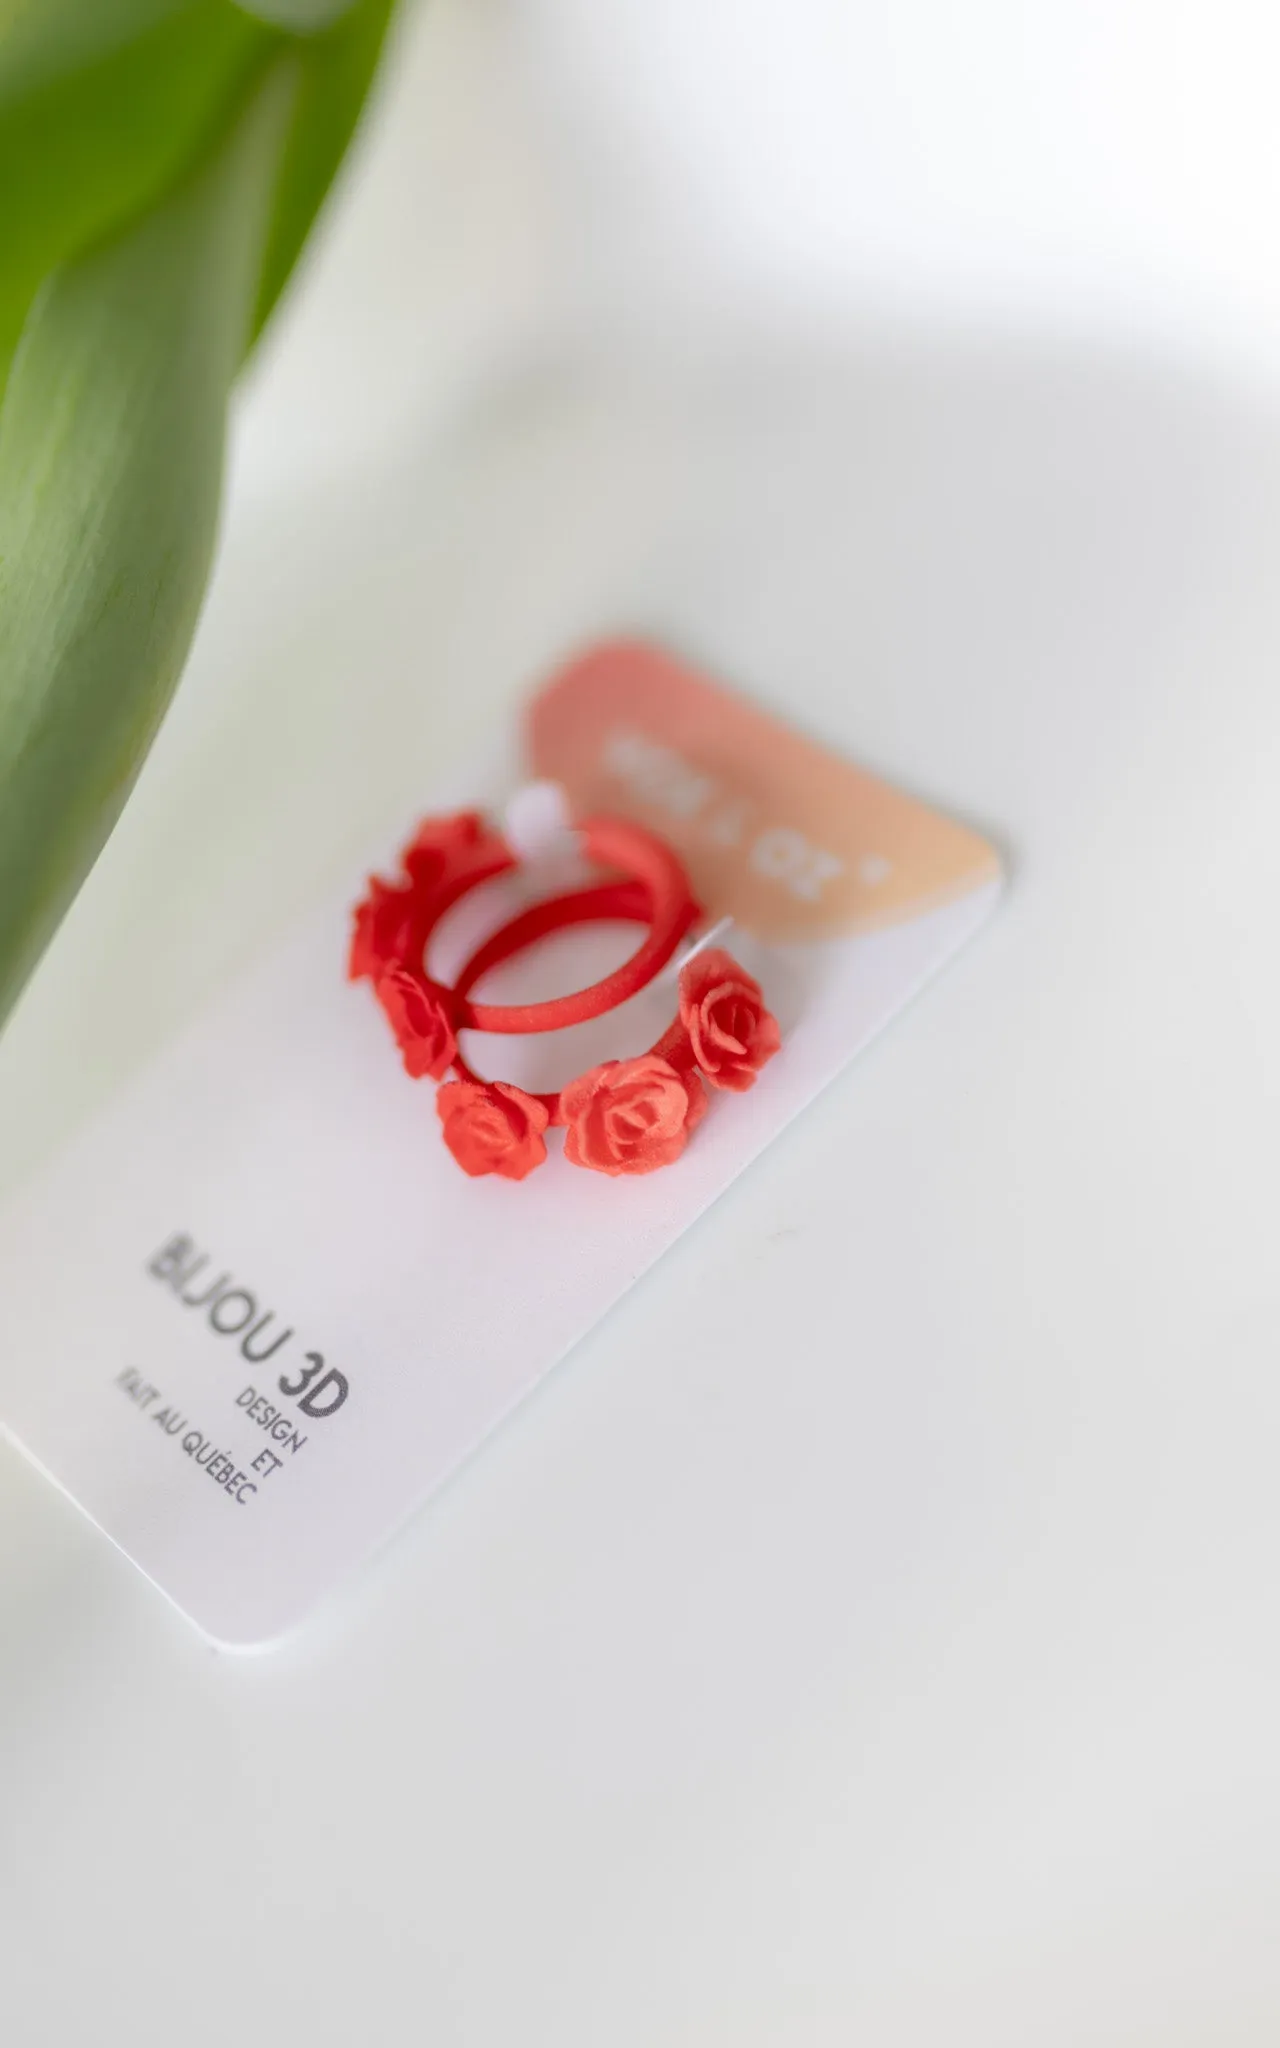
[0,2,277,405]
[251,0,394,336]
[0,59,298,1027]
[0,0,199,105]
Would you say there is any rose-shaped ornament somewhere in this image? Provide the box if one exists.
[437,1081,549,1180]
[349,876,424,985]
[398,808,499,890]
[376,966,457,1081]
[560,1054,707,1176]
[678,948,780,1092]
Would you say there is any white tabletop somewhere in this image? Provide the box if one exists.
[3,3,1280,2040]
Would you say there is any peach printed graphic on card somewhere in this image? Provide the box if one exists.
[528,641,1001,943]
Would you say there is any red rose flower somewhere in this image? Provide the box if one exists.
[561,1055,706,1176]
[376,966,457,1080]
[437,1081,549,1180]
[678,948,780,1092]
[349,876,422,984]
[398,809,488,889]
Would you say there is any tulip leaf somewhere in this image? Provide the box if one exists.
[0,60,297,1026]
[0,0,199,105]
[0,2,275,406]
[251,0,394,336]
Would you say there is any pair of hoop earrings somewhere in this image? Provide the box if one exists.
[349,807,781,1181]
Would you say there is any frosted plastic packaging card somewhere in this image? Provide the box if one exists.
[0,643,1002,1645]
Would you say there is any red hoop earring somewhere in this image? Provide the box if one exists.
[348,808,781,1180]
[459,816,699,1036]
[439,887,780,1177]
[349,809,701,1070]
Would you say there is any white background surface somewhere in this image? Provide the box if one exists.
[4,1,1280,2039]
